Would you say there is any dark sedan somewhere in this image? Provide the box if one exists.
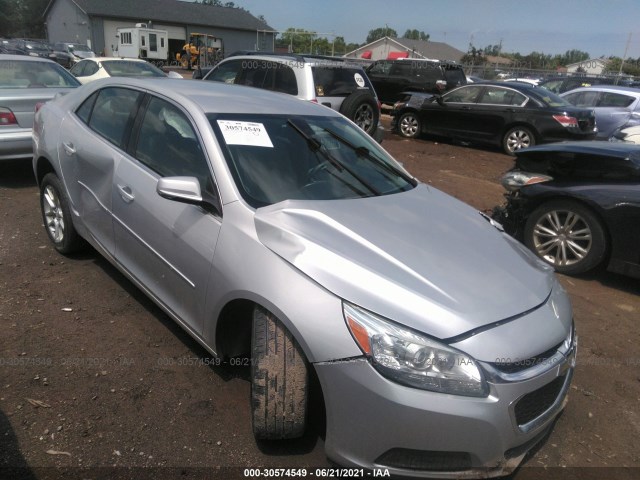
[493,142,640,278]
[391,82,597,155]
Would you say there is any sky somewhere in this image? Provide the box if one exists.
[217,0,640,59]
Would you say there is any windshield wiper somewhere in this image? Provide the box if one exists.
[322,128,416,186]
[287,119,381,195]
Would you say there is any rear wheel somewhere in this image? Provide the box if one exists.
[39,173,83,254]
[524,200,608,275]
[251,306,308,440]
[503,126,535,155]
[339,91,380,137]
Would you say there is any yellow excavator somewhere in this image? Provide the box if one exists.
[177,33,223,70]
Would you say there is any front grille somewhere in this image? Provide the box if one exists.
[514,375,565,426]
[375,448,472,472]
[491,342,562,374]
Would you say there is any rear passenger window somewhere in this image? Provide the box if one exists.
[564,91,599,107]
[75,91,98,123]
[88,88,142,149]
[478,87,526,106]
[598,92,635,108]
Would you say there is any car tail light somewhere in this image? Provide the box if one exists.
[553,114,579,128]
[0,108,18,126]
[435,79,447,91]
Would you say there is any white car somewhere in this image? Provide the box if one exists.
[69,57,178,84]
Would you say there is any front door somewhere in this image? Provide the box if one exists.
[112,95,222,335]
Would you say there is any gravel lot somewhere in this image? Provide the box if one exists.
[0,115,639,480]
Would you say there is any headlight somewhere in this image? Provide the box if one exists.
[343,303,488,397]
[500,170,553,192]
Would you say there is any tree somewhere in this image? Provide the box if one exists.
[366,26,397,43]
[402,29,429,42]
[0,0,49,38]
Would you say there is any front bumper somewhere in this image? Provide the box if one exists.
[0,129,33,160]
[315,341,575,478]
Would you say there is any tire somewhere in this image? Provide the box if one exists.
[524,200,608,275]
[251,306,308,440]
[503,126,535,155]
[339,91,379,137]
[39,173,83,254]
[397,111,421,138]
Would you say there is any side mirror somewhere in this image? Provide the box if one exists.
[435,95,445,106]
[157,176,203,205]
[166,71,183,79]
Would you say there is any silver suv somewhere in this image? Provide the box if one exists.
[203,52,384,141]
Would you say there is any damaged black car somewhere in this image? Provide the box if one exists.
[493,142,640,278]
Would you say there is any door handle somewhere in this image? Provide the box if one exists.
[117,184,135,203]
[62,141,76,155]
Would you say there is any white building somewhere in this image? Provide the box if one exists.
[566,58,609,75]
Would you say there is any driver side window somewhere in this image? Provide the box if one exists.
[134,97,214,196]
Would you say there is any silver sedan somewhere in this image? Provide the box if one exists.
[33,77,576,477]
[0,54,80,160]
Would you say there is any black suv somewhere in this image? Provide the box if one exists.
[366,59,466,104]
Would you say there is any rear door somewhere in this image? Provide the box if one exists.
[468,86,528,141]
[112,94,222,335]
[59,86,143,255]
[595,91,638,138]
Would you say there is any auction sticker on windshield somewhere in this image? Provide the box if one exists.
[217,120,274,148]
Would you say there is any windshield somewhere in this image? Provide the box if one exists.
[102,60,166,77]
[69,44,92,53]
[209,114,415,208]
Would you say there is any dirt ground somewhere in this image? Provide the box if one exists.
[1,115,639,480]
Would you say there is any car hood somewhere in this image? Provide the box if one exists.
[254,184,554,339]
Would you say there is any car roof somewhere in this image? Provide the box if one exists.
[466,81,539,91]
[83,57,149,63]
[82,77,343,117]
[0,53,56,64]
[560,85,640,96]
[224,52,365,68]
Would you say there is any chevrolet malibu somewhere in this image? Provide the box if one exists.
[33,78,576,477]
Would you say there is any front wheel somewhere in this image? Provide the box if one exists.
[39,173,83,254]
[503,126,535,155]
[397,111,421,138]
[251,306,308,440]
[524,200,608,275]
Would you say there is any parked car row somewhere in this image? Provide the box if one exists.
[0,38,96,69]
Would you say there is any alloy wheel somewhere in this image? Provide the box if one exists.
[531,209,592,267]
[43,185,65,243]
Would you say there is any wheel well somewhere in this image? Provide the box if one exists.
[215,299,254,359]
[35,156,55,187]
[215,299,326,435]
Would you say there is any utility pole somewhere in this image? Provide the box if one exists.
[618,32,632,80]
